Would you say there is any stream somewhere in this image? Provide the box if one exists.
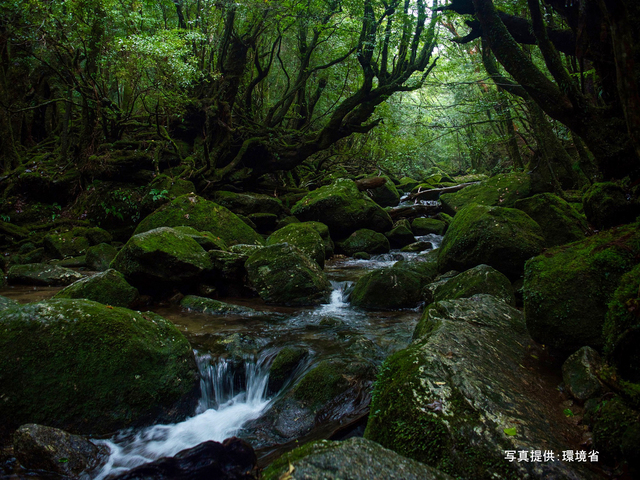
[0,235,443,478]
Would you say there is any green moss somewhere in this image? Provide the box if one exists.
[262,440,335,480]
[0,299,198,434]
[172,226,228,251]
[54,269,139,308]
[179,295,255,315]
[0,295,18,311]
[440,173,531,215]
[368,175,400,207]
[269,347,307,393]
[430,264,515,306]
[211,190,286,216]
[523,221,640,352]
[583,182,640,229]
[293,360,350,410]
[85,243,117,271]
[412,218,447,236]
[134,194,264,246]
[385,224,416,248]
[438,203,544,280]
[43,232,90,259]
[267,223,325,267]
[8,263,84,286]
[350,266,422,310]
[336,228,390,256]
[592,396,640,463]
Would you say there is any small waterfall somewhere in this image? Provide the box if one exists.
[93,351,271,479]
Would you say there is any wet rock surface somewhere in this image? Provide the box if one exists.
[7,263,84,286]
[54,268,139,308]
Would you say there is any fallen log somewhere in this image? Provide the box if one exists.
[406,181,479,202]
[355,177,386,190]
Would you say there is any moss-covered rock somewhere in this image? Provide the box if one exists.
[350,266,422,310]
[304,221,334,259]
[247,212,278,233]
[523,222,640,353]
[412,218,447,236]
[438,204,544,280]
[268,347,308,394]
[291,179,393,237]
[367,176,401,207]
[583,182,640,229]
[9,247,46,266]
[53,269,139,308]
[111,227,212,290]
[336,228,390,257]
[43,232,90,259]
[427,264,515,306]
[245,243,331,306]
[401,241,434,252]
[514,193,589,247]
[180,295,256,316]
[0,295,18,311]
[205,250,251,297]
[592,396,640,468]
[211,190,288,217]
[267,223,326,268]
[85,243,117,271]
[603,263,640,382]
[134,194,264,246]
[385,224,416,248]
[262,437,453,480]
[397,177,421,193]
[394,249,440,286]
[365,295,590,479]
[0,299,199,435]
[440,173,532,215]
[8,263,85,286]
[172,226,228,251]
[561,346,605,402]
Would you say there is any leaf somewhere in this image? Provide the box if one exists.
[563,408,574,417]
[503,427,517,436]
[58,458,69,463]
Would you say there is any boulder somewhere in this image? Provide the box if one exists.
[367,175,401,207]
[180,295,257,316]
[350,266,422,310]
[603,263,640,382]
[291,179,393,237]
[426,264,515,306]
[336,228,390,256]
[304,221,335,259]
[268,347,308,395]
[412,217,447,236]
[267,223,326,268]
[211,190,288,217]
[13,424,107,478]
[262,437,453,480]
[591,396,640,470]
[54,269,140,308]
[401,241,434,252]
[562,347,605,402]
[440,173,532,215]
[438,204,544,280]
[111,438,258,480]
[245,243,331,306]
[172,226,228,251]
[0,295,18,311]
[397,177,421,193]
[7,263,84,286]
[365,295,593,479]
[206,250,251,297]
[385,224,416,248]
[85,243,118,271]
[247,212,278,233]
[393,249,440,286]
[0,299,199,435]
[134,194,264,246]
[43,231,90,259]
[523,221,640,353]
[583,182,640,229]
[71,226,113,246]
[111,227,212,289]
[514,193,589,247]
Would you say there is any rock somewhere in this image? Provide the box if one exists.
[291,179,393,237]
[350,266,423,310]
[141,175,196,213]
[172,226,228,251]
[523,221,640,353]
[293,360,355,408]
[52,256,87,268]
[111,227,212,290]
[267,223,326,268]
[397,177,421,193]
[53,269,140,308]
[13,424,106,478]
[9,247,45,265]
[367,175,401,207]
[43,231,90,259]
[72,226,113,246]
[134,194,264,246]
[7,263,84,286]
[85,243,118,271]
[514,193,589,247]
[0,298,199,434]
[365,295,593,479]
[336,228,390,256]
[0,295,18,311]
[393,249,440,286]
[180,295,257,316]
[440,173,532,215]
[401,241,433,252]
[212,190,288,217]
[111,438,258,480]
[245,243,331,305]
[603,263,640,382]
[591,396,640,469]
[353,251,371,259]
[583,182,640,229]
[247,212,278,233]
[562,347,604,402]
[385,224,416,248]
[438,203,544,280]
[427,264,515,306]
[412,217,447,236]
[206,250,251,297]
[262,437,454,480]
[304,221,335,259]
[268,347,308,395]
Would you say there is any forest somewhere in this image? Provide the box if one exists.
[1,0,639,478]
